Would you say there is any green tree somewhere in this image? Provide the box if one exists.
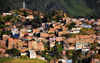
[31,14,42,28]
[44,13,50,22]
[68,22,75,29]
[56,44,63,52]
[62,34,70,38]
[0,30,3,37]
[62,13,65,17]
[52,10,57,16]
[54,43,62,63]
[72,51,78,63]
[36,50,41,55]
[3,15,13,22]
[49,13,53,21]
[31,21,38,28]
[55,15,63,21]
[23,10,28,17]
[9,48,20,56]
[90,46,96,50]
[58,61,62,63]
[6,6,11,12]
[0,16,5,24]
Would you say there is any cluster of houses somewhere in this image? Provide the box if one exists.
[1,10,100,63]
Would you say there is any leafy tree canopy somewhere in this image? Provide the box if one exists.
[9,48,20,56]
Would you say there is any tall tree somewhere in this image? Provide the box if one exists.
[31,14,42,28]
[6,6,11,12]
[54,43,61,63]
[23,10,28,17]
[72,51,78,63]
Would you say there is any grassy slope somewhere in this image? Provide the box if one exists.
[59,0,93,16]
[0,58,47,63]
[77,0,100,15]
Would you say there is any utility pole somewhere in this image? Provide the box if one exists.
[54,53,56,63]
[54,42,56,63]
[46,52,48,63]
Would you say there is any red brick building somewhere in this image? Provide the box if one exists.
[40,33,49,38]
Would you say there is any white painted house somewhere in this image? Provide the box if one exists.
[29,50,36,59]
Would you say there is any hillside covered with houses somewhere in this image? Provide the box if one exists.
[0,9,100,63]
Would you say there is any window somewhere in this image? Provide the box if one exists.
[78,42,80,44]
[91,36,93,38]
[82,42,84,45]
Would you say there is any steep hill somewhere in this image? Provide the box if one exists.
[0,0,95,17]
[77,0,100,15]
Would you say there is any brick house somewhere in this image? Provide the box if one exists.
[63,38,75,50]
[4,26,13,31]
[56,37,63,42]
[21,16,26,22]
[88,19,95,25]
[41,15,44,19]
[62,26,68,31]
[28,15,34,20]
[8,38,22,49]
[5,22,11,25]
[28,41,33,49]
[94,21,100,25]
[32,41,38,50]
[40,33,49,38]
[62,17,67,21]
[2,35,10,40]
[54,26,61,30]
[49,28,55,33]
[49,34,55,37]
[20,28,28,33]
[28,41,38,50]
[63,44,75,50]
[38,42,44,51]
[49,38,56,42]
[20,33,24,37]
[0,40,6,48]
[76,35,96,49]
[24,36,32,41]
[68,38,76,43]
[33,29,39,33]
[75,20,82,26]
[58,32,63,36]
[50,41,55,49]
[58,31,69,36]
[0,48,5,54]
[76,35,96,43]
